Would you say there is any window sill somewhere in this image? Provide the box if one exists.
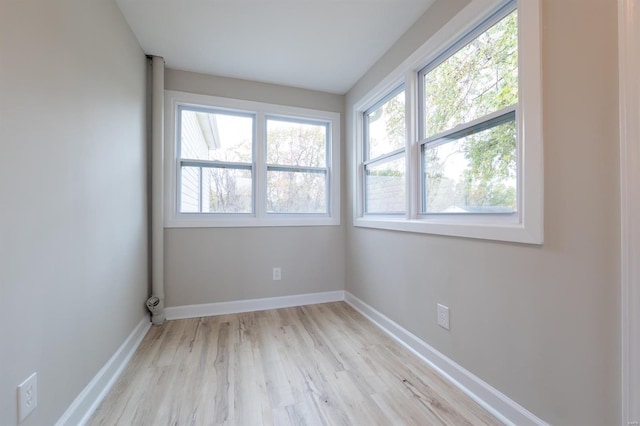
[166,214,340,228]
[354,215,542,244]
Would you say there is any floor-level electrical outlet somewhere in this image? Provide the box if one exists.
[17,372,37,423]
[437,304,450,330]
[273,267,281,281]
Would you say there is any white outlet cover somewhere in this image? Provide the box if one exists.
[272,267,281,281]
[437,303,450,330]
[18,372,37,422]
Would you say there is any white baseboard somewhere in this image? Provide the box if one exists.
[55,315,151,426]
[344,292,548,426]
[165,290,346,320]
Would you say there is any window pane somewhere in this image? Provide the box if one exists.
[366,90,405,160]
[266,119,327,167]
[180,165,201,213]
[365,156,405,214]
[267,170,327,213]
[180,166,252,213]
[180,109,253,163]
[423,120,516,213]
[423,10,517,137]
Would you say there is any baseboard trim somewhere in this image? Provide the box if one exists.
[344,292,548,426]
[165,290,346,320]
[55,315,151,426]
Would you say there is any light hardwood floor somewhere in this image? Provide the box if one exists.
[88,302,502,425]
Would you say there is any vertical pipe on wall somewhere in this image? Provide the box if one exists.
[619,0,639,423]
[148,55,166,325]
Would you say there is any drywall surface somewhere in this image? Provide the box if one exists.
[164,70,346,307]
[344,0,620,425]
[0,1,148,425]
[165,226,345,306]
[166,69,345,113]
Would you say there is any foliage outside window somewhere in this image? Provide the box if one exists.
[355,0,543,244]
[165,91,340,227]
[420,8,518,215]
[266,118,329,214]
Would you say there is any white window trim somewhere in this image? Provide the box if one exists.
[353,0,542,244]
[165,90,341,228]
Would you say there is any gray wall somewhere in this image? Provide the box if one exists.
[0,1,148,425]
[164,70,346,307]
[0,0,620,424]
[345,0,620,425]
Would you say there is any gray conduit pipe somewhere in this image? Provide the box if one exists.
[147,55,166,325]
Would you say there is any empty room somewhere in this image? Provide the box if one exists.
[1,0,638,425]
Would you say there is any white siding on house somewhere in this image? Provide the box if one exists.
[180,110,211,212]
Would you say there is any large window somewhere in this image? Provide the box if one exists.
[419,7,518,215]
[355,0,542,243]
[166,91,340,227]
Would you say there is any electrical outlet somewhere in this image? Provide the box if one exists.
[437,304,450,330]
[18,372,37,423]
[272,267,281,281]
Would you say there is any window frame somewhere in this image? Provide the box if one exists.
[420,106,518,215]
[362,85,407,215]
[265,115,331,214]
[177,105,256,214]
[165,90,341,228]
[353,0,542,244]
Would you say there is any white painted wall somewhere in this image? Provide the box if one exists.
[164,70,346,307]
[0,1,148,425]
[345,0,620,424]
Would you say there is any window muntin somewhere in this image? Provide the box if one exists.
[178,106,254,214]
[266,117,330,214]
[419,5,518,216]
[363,87,406,214]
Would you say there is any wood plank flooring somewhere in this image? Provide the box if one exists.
[88,302,502,426]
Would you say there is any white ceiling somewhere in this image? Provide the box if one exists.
[115,0,435,94]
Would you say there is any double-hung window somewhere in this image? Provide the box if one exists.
[266,117,330,214]
[178,106,254,214]
[363,87,406,214]
[355,0,542,243]
[419,6,518,215]
[165,91,340,227]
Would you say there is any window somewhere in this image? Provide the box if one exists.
[165,91,340,227]
[178,107,254,214]
[355,0,542,243]
[363,87,406,214]
[419,7,517,215]
[266,117,329,214]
